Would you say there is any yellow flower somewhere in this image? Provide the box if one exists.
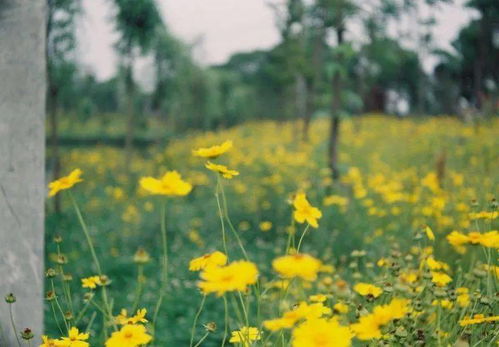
[205,161,239,179]
[424,225,435,241]
[350,298,409,340]
[431,272,452,287]
[478,230,499,248]
[272,254,322,281]
[81,276,102,289]
[48,169,83,197]
[446,231,469,247]
[292,318,353,347]
[309,294,327,303]
[459,314,499,326]
[353,283,383,298]
[432,299,453,309]
[198,260,258,296]
[333,302,349,314]
[456,287,470,307]
[263,302,332,331]
[293,193,322,228]
[229,326,261,346]
[425,256,449,271]
[189,251,227,271]
[193,140,233,158]
[105,324,152,347]
[115,308,148,325]
[40,336,65,347]
[139,171,192,196]
[259,221,272,232]
[60,327,89,347]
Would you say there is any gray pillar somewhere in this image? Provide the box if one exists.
[0,0,46,344]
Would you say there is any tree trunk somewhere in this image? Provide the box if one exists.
[328,26,344,180]
[0,0,46,344]
[302,27,324,142]
[124,61,135,172]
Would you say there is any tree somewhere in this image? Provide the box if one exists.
[0,0,46,344]
[112,0,162,169]
[314,0,357,178]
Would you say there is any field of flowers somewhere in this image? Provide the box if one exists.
[38,115,497,346]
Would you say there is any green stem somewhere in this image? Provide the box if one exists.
[50,301,64,335]
[222,295,229,347]
[152,200,168,341]
[8,305,22,347]
[296,224,310,253]
[215,179,229,258]
[219,178,249,261]
[190,295,206,347]
[69,192,115,330]
[51,280,69,333]
[193,332,210,347]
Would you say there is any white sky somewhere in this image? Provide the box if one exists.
[77,0,477,81]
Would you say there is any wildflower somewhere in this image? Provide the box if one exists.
[292,193,322,228]
[350,298,409,340]
[432,299,453,309]
[193,140,232,158]
[446,231,469,247]
[424,225,435,241]
[430,272,452,287]
[198,260,258,296]
[333,302,349,314]
[459,314,499,326]
[309,294,327,303]
[263,302,332,331]
[81,276,101,289]
[115,309,148,325]
[292,318,353,347]
[60,327,89,347]
[353,283,383,298]
[229,326,261,345]
[425,256,449,271]
[139,171,192,196]
[48,169,83,197]
[205,161,239,179]
[189,251,227,271]
[272,254,322,281]
[105,324,152,347]
[456,287,470,307]
[259,221,272,232]
[40,336,65,347]
[478,230,499,248]
[133,248,150,264]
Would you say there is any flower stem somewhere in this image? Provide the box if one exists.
[152,200,168,341]
[296,224,310,253]
[222,295,229,347]
[8,304,21,347]
[215,179,229,258]
[190,295,206,347]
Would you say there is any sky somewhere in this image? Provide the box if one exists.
[76,0,477,81]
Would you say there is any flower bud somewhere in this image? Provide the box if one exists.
[5,293,16,303]
[21,328,34,340]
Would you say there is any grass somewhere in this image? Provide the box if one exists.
[43,115,498,346]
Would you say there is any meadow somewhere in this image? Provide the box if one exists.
[41,115,498,346]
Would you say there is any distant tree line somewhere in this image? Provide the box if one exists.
[46,0,498,185]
